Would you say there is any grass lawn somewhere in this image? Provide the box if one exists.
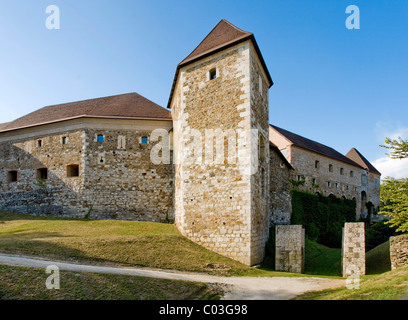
[293,265,408,300]
[0,264,221,300]
[0,211,303,277]
[366,240,391,275]
[304,239,342,277]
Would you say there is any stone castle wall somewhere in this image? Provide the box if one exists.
[390,234,408,270]
[269,147,292,225]
[0,129,87,217]
[0,119,174,222]
[171,41,259,265]
[249,45,271,264]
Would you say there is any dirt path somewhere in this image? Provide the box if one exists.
[0,254,345,300]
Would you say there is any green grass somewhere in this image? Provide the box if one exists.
[304,239,342,277]
[0,264,222,300]
[0,211,303,277]
[293,265,408,300]
[366,240,391,275]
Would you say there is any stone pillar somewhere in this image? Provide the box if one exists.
[275,225,305,273]
[390,234,408,270]
[342,222,365,277]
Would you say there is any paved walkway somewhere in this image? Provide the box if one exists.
[0,254,345,300]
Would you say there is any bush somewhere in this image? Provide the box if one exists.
[291,190,356,248]
[366,220,399,251]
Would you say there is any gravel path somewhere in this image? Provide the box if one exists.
[0,254,345,300]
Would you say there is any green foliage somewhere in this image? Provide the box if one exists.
[365,220,399,251]
[380,137,408,159]
[36,178,46,188]
[84,205,93,220]
[291,190,356,248]
[379,177,408,233]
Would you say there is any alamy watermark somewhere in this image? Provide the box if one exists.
[345,265,361,290]
[149,126,263,176]
[45,265,60,290]
[45,5,60,30]
[345,5,360,30]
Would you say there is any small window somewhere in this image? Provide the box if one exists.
[312,178,317,185]
[37,140,43,147]
[62,136,67,145]
[350,171,354,178]
[141,136,149,144]
[97,134,104,143]
[315,160,320,169]
[335,183,339,189]
[327,181,332,188]
[329,164,333,172]
[67,164,79,177]
[340,168,344,175]
[36,168,48,180]
[209,68,217,80]
[7,170,18,183]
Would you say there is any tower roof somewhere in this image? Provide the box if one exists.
[0,92,171,133]
[346,148,381,175]
[167,19,273,108]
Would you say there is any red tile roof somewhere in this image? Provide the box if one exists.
[270,125,363,169]
[167,19,273,108]
[0,93,172,133]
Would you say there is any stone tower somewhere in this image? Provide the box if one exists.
[168,19,273,265]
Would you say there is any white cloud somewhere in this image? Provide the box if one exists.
[372,156,408,179]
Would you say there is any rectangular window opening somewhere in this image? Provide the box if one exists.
[67,164,79,177]
[36,168,48,180]
[7,170,18,183]
[209,69,217,80]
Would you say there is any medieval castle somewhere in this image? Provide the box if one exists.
[0,20,380,266]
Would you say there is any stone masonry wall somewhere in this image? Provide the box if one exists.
[83,128,173,222]
[0,129,87,217]
[275,225,305,273]
[249,44,270,264]
[342,222,366,277]
[390,234,408,270]
[269,148,292,225]
[172,42,255,265]
[0,122,174,222]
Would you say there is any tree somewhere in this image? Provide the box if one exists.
[378,177,408,233]
[380,137,408,159]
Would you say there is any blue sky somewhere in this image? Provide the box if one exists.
[1,0,407,177]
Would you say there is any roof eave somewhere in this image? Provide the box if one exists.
[0,115,173,134]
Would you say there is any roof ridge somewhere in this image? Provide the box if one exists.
[221,19,252,35]
[179,19,252,66]
[270,124,363,168]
